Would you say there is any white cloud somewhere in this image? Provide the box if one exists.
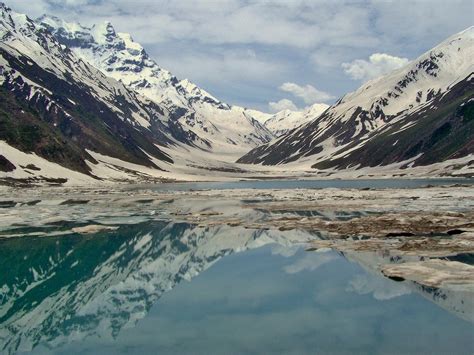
[271,244,301,258]
[268,99,298,113]
[15,0,471,51]
[342,53,409,81]
[279,82,335,103]
[311,47,351,69]
[157,48,284,85]
[346,274,411,301]
[268,82,335,113]
[283,252,336,274]
[5,0,51,18]
[370,0,474,50]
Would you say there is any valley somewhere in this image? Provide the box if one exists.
[0,3,472,186]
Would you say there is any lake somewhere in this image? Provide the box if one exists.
[131,177,474,191]
[1,219,473,355]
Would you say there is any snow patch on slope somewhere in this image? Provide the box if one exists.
[0,141,94,185]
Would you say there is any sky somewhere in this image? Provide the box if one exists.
[7,0,474,112]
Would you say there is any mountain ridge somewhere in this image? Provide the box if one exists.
[0,3,182,178]
[0,2,472,184]
[37,14,275,154]
[238,27,474,169]
[0,3,275,184]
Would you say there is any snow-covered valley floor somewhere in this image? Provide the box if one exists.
[1,139,473,186]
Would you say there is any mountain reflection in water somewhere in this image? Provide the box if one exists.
[0,221,473,354]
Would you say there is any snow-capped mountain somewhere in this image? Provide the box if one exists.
[0,3,275,184]
[247,104,329,137]
[0,1,472,183]
[37,15,274,155]
[238,27,474,169]
[262,103,329,137]
[0,2,186,180]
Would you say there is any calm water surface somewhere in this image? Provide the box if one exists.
[132,178,474,191]
[1,220,473,355]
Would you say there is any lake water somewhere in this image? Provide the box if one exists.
[132,178,474,191]
[1,220,473,355]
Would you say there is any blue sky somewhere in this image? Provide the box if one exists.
[8,0,474,112]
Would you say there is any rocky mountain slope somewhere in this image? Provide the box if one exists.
[0,4,276,184]
[238,27,474,171]
[0,3,189,181]
[37,15,274,154]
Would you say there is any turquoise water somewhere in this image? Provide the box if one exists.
[1,221,473,354]
[133,178,474,191]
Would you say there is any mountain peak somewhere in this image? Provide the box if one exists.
[117,32,143,53]
[1,3,34,30]
[32,13,274,154]
[38,16,122,48]
[90,20,118,45]
[0,2,9,12]
[38,14,92,42]
[94,20,115,35]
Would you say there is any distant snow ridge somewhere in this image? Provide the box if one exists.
[263,103,329,137]
[38,15,274,155]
